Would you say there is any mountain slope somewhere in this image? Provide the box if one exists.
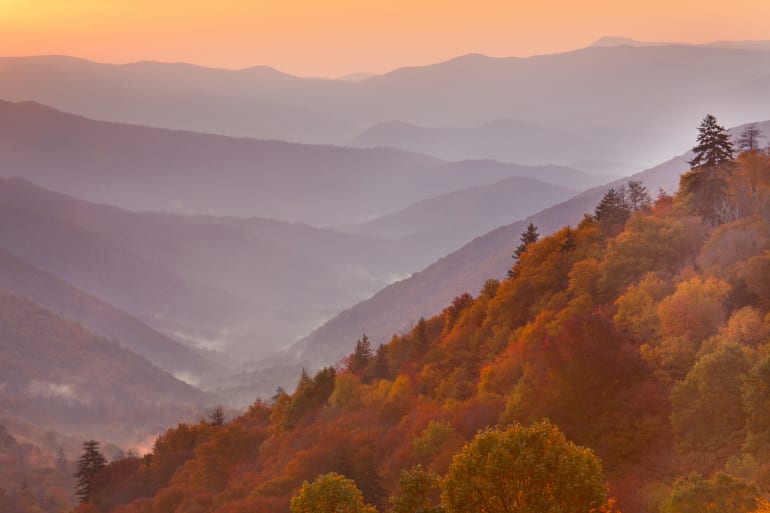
[0,178,388,362]
[1,176,559,365]
[348,174,578,264]
[0,200,251,354]
[0,291,209,445]
[0,249,223,386]
[79,148,770,513]
[290,120,770,366]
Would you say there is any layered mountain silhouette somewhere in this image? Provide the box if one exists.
[3,44,770,167]
[350,119,626,176]
[0,168,576,370]
[0,177,390,364]
[0,100,596,225]
[347,174,578,264]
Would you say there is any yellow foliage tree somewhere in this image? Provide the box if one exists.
[289,473,376,513]
[442,420,608,513]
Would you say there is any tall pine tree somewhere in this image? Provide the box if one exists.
[626,180,651,211]
[509,223,539,278]
[680,114,736,224]
[349,334,373,375]
[737,123,763,152]
[74,440,107,504]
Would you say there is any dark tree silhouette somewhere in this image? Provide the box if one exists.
[509,223,539,278]
[74,440,107,504]
[688,115,735,169]
[594,187,630,228]
[737,123,764,152]
[369,344,390,381]
[680,114,736,224]
[626,180,652,211]
[414,317,429,351]
[349,334,373,375]
[208,406,225,426]
[560,227,577,253]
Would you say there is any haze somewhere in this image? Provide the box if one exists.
[2,0,770,76]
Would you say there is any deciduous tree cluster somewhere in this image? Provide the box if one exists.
[73,118,770,513]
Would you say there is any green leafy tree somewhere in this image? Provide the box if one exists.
[661,472,759,513]
[388,465,444,513]
[670,344,750,454]
[742,356,770,453]
[74,440,107,504]
[441,420,608,513]
[290,472,377,513]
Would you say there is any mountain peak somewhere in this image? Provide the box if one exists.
[590,36,673,48]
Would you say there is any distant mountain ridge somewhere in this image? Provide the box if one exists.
[591,36,770,51]
[3,44,770,167]
[0,100,598,225]
[0,87,592,369]
[346,174,578,263]
[350,119,631,175]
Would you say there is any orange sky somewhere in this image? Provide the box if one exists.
[2,0,770,77]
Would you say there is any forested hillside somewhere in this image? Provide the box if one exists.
[64,122,770,513]
[292,120,769,368]
[0,292,209,442]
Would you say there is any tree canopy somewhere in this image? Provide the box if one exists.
[290,473,377,513]
[74,440,107,504]
[442,420,608,513]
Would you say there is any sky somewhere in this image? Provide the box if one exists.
[2,0,770,77]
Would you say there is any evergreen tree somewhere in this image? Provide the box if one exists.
[508,223,539,278]
[594,187,630,221]
[688,114,735,169]
[55,446,68,473]
[680,114,736,225]
[349,334,373,375]
[74,440,107,504]
[737,123,763,152]
[369,344,391,381]
[414,317,429,351]
[594,187,630,228]
[298,368,312,387]
[208,406,225,426]
[560,227,577,253]
[626,180,651,211]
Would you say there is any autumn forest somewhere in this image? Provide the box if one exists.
[4,6,770,512]
[36,119,770,513]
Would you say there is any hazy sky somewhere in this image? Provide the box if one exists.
[2,0,770,76]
